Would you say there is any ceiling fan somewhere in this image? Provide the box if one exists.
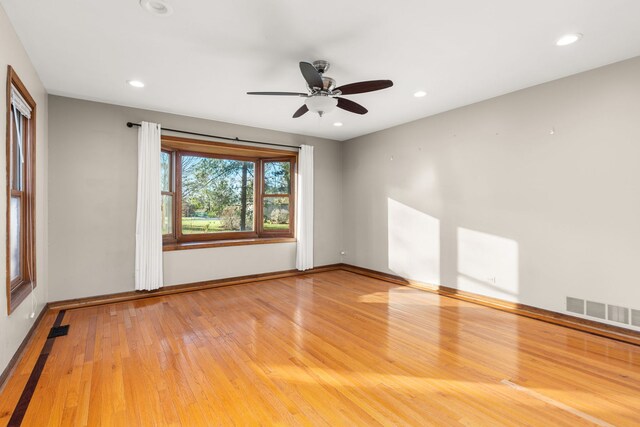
[247,60,393,118]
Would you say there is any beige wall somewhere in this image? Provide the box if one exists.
[0,4,48,375]
[47,96,342,301]
[342,56,640,331]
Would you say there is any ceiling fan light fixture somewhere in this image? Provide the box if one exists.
[305,96,337,117]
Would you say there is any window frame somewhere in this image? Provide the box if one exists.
[5,66,37,314]
[259,157,296,237]
[161,148,176,244]
[161,136,296,250]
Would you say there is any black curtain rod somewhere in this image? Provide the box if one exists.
[126,122,301,150]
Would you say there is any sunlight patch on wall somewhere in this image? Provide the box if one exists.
[388,198,440,284]
[457,227,519,301]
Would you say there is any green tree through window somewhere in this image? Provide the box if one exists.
[181,155,255,233]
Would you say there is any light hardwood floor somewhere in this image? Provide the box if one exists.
[1,270,639,426]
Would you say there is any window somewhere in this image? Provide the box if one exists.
[161,136,296,249]
[6,66,36,314]
[161,150,174,236]
[262,160,291,232]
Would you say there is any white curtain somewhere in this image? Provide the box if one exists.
[296,145,314,271]
[135,122,164,291]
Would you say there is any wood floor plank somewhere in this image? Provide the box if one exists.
[1,270,639,426]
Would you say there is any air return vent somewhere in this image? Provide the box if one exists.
[566,297,584,314]
[632,310,640,328]
[570,297,638,327]
[47,324,70,338]
[586,301,606,319]
[608,305,629,324]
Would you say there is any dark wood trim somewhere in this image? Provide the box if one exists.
[0,303,48,391]
[340,264,640,347]
[7,282,32,314]
[163,236,296,251]
[255,158,262,234]
[5,65,12,314]
[7,310,65,427]
[161,148,176,242]
[161,134,298,159]
[6,65,37,315]
[48,264,343,311]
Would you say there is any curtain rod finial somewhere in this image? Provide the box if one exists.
[126,122,134,128]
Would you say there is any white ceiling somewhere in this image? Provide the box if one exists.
[3,0,640,141]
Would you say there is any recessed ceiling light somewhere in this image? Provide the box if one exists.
[414,90,427,98]
[333,122,343,127]
[556,33,582,46]
[140,0,173,16]
[127,80,145,88]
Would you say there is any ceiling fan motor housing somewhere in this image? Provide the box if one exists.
[322,77,336,92]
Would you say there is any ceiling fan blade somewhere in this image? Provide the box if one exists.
[247,91,308,96]
[299,62,324,89]
[292,104,309,118]
[335,80,393,95]
[336,97,368,115]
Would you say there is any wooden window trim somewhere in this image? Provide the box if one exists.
[6,66,36,314]
[259,158,296,237]
[162,135,298,158]
[161,148,176,244]
[163,237,296,251]
[162,136,297,250]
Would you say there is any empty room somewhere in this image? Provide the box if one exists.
[1,0,640,425]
